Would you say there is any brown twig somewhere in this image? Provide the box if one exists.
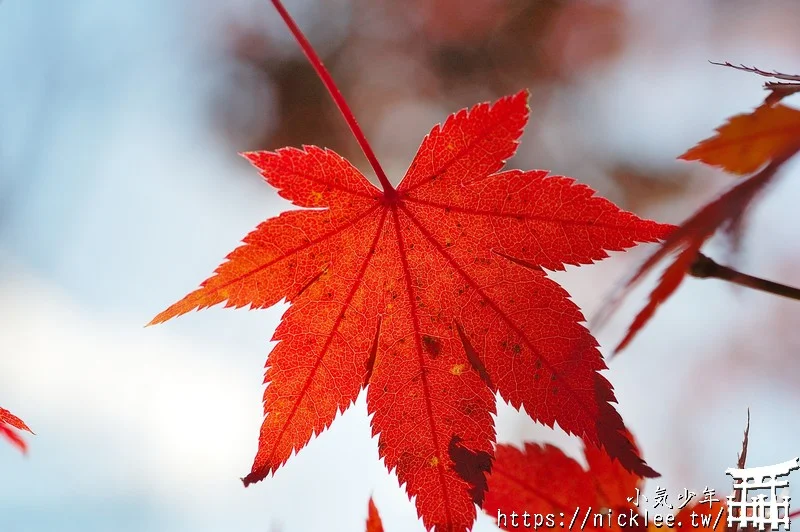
[710,61,800,82]
[689,253,800,302]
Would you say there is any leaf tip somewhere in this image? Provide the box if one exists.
[240,473,259,488]
[507,88,531,112]
[513,87,530,100]
[367,496,385,532]
[737,408,750,469]
[239,151,267,168]
[242,461,272,487]
[145,313,169,327]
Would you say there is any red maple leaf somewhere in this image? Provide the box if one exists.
[366,497,385,532]
[149,2,670,530]
[483,414,760,531]
[483,435,731,532]
[0,407,33,454]
[483,438,640,532]
[150,93,666,529]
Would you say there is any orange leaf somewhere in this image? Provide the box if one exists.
[366,497,384,532]
[0,407,33,454]
[679,104,800,175]
[152,92,670,531]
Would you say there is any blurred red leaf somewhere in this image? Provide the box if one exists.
[613,241,698,353]
[366,497,384,532]
[484,429,743,532]
[483,438,640,532]
[0,407,33,454]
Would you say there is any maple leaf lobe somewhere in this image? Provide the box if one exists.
[153,90,669,532]
[0,407,33,454]
[366,497,385,532]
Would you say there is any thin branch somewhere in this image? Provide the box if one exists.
[710,61,800,82]
[764,82,800,106]
[268,0,395,195]
[689,253,800,302]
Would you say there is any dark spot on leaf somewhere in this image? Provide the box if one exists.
[398,451,415,470]
[422,335,442,358]
[448,435,492,506]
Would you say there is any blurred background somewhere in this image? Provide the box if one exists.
[2,0,800,530]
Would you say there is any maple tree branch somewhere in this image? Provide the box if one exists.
[268,0,395,195]
[710,61,800,82]
[689,253,800,303]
